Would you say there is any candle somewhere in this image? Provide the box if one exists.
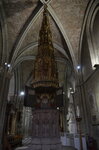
[76,105,80,117]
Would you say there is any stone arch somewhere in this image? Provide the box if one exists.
[91,7,99,65]
[79,0,99,68]
[81,30,92,80]
[11,42,72,71]
[86,0,99,68]
[0,2,8,64]
[79,0,94,65]
[10,3,75,69]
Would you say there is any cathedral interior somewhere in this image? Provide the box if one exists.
[0,0,99,150]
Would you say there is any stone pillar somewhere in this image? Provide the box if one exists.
[7,114,11,135]
[10,112,17,135]
[0,70,11,150]
[16,111,22,135]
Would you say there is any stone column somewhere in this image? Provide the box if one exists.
[7,113,12,135]
[16,110,23,136]
[10,112,17,135]
[0,70,11,150]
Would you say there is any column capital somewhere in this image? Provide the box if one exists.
[5,71,13,79]
[0,66,12,79]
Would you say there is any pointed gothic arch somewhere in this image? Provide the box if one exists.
[86,0,99,68]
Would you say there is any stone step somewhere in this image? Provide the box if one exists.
[22,137,32,145]
[15,137,77,150]
[62,146,77,150]
[15,146,77,150]
[15,146,28,150]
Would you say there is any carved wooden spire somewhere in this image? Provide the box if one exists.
[32,5,59,90]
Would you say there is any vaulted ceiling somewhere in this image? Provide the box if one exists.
[0,0,89,96]
[3,0,89,65]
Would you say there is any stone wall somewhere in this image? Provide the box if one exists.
[81,30,99,149]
